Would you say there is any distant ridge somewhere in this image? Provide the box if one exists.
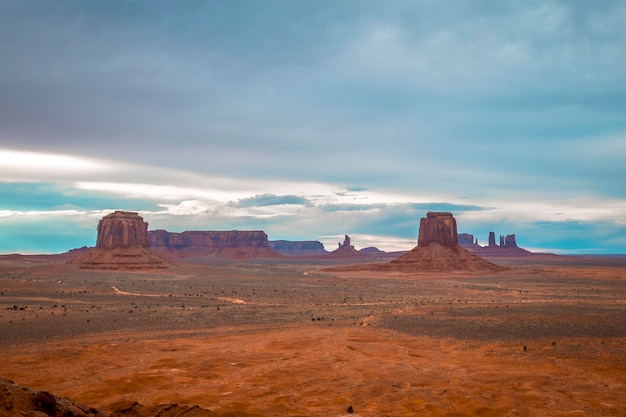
[148,230,282,260]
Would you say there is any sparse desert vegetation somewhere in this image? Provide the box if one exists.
[1,255,625,416]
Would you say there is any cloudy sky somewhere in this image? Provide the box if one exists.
[1,0,625,254]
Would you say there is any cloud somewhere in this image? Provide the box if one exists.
[345,185,368,192]
[0,2,625,254]
[235,194,311,208]
[0,182,160,213]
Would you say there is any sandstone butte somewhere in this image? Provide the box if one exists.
[70,211,169,270]
[390,212,503,272]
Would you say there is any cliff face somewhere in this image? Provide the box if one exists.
[71,211,168,270]
[147,230,281,259]
[417,212,458,248]
[96,211,150,249]
[149,230,269,249]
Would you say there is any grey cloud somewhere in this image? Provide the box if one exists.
[235,194,310,208]
[1,1,625,253]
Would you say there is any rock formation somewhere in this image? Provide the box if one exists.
[458,233,475,246]
[461,231,532,256]
[458,233,481,250]
[358,246,385,255]
[417,212,458,247]
[71,211,169,270]
[503,234,518,248]
[330,235,360,257]
[95,211,150,249]
[390,212,502,271]
[148,230,281,259]
[0,377,217,417]
[269,240,328,256]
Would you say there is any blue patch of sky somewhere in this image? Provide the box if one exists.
[0,218,95,254]
[0,182,161,212]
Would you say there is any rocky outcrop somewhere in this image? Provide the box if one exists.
[391,212,502,272]
[148,230,281,259]
[330,235,361,257]
[0,377,104,417]
[0,377,219,417]
[417,212,458,248]
[269,240,328,256]
[71,211,169,270]
[359,246,385,255]
[463,232,533,256]
[458,233,481,250]
[458,233,475,246]
[95,211,149,249]
[503,234,518,248]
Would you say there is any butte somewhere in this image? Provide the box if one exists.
[70,211,169,270]
[389,212,502,272]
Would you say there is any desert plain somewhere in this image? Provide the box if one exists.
[1,255,625,416]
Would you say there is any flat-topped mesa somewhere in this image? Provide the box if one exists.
[96,211,149,249]
[458,233,475,246]
[269,240,328,256]
[148,230,270,249]
[147,230,282,259]
[417,212,458,248]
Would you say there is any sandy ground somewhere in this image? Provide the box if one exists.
[1,256,625,416]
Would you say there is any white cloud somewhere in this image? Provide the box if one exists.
[0,209,87,219]
[0,148,113,181]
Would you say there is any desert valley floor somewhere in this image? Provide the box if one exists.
[1,255,625,416]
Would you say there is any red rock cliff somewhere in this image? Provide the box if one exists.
[417,212,458,248]
[96,211,150,249]
[71,211,168,269]
[147,230,281,259]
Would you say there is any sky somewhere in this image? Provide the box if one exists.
[1,0,625,254]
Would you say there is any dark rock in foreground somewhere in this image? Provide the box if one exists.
[0,377,222,417]
[0,377,104,417]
